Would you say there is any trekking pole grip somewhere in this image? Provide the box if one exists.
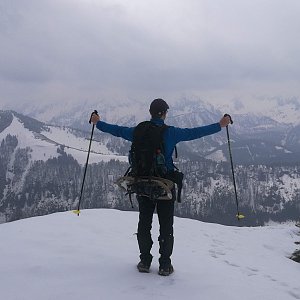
[224,113,233,125]
[89,110,99,124]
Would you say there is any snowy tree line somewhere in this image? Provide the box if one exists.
[0,136,299,225]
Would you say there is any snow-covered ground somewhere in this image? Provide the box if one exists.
[0,209,299,300]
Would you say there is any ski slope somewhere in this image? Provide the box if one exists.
[0,114,128,165]
[0,209,299,300]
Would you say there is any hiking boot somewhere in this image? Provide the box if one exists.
[158,264,174,276]
[137,261,151,273]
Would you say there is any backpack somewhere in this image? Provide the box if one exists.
[128,121,168,178]
[116,121,184,205]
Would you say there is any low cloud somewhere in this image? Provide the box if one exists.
[0,0,299,107]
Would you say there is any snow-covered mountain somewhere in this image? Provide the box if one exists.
[2,103,299,166]
[0,110,127,165]
[215,96,300,125]
[13,98,300,164]
[0,209,299,300]
[13,96,300,127]
[0,108,299,226]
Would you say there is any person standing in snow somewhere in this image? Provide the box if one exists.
[91,98,231,276]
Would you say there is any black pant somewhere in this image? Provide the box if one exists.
[137,196,175,267]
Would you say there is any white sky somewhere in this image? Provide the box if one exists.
[0,0,300,108]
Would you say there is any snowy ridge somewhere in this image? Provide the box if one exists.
[216,97,300,125]
[15,99,299,165]
[40,125,128,164]
[0,110,299,226]
[0,209,299,300]
[5,98,299,166]
[0,115,59,161]
[18,99,149,128]
[15,97,300,127]
[0,112,128,165]
[205,149,227,162]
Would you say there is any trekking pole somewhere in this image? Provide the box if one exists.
[224,114,245,221]
[73,110,98,216]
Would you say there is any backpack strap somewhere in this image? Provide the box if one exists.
[174,145,178,159]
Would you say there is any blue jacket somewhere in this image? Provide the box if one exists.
[96,118,221,171]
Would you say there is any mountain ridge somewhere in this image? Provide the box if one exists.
[0,108,299,225]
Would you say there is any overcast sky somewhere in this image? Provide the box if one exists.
[0,0,300,108]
